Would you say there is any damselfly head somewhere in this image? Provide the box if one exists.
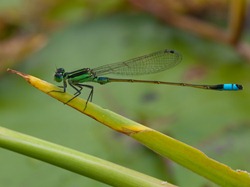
[54,68,65,82]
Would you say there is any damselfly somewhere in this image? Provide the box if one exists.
[53,49,243,109]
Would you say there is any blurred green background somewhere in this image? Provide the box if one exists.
[0,0,249,187]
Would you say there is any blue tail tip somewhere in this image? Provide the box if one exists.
[223,84,243,91]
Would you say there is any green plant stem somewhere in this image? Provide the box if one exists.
[0,126,175,187]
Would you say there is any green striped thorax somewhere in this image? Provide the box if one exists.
[54,68,101,84]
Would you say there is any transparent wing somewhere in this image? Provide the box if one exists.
[92,49,182,76]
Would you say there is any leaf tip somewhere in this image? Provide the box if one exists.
[7,68,29,80]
